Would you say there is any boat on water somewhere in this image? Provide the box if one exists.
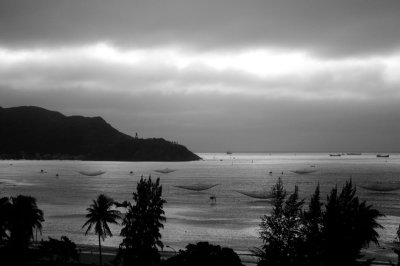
[359,182,400,192]
[154,168,176,174]
[329,154,341,157]
[347,153,362,155]
[174,183,218,191]
[78,170,106,176]
[235,190,273,200]
[376,154,389,158]
[226,151,233,155]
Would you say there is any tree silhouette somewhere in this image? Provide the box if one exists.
[321,180,383,266]
[163,242,244,266]
[256,180,383,266]
[0,195,44,265]
[117,176,166,266]
[8,195,44,250]
[0,196,11,244]
[82,194,121,266]
[393,225,400,266]
[255,178,305,266]
[302,184,323,266]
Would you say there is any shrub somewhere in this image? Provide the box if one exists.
[163,242,244,266]
[39,236,79,264]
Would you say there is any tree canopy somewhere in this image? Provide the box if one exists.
[256,179,383,266]
[116,176,166,266]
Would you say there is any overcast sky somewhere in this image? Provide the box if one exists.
[1,0,400,152]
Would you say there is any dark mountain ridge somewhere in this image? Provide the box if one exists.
[0,106,200,161]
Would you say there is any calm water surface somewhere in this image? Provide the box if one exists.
[1,153,400,252]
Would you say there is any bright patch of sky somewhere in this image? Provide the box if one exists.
[1,43,399,101]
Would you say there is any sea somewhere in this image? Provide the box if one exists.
[1,153,400,254]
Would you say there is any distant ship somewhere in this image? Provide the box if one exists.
[376,154,389,158]
[347,153,362,155]
[329,154,341,157]
[226,151,233,155]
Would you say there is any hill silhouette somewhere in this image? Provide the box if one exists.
[0,106,200,161]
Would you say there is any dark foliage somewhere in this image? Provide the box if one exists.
[256,179,383,266]
[321,180,383,266]
[0,195,44,265]
[302,184,323,266]
[163,242,244,266]
[0,106,200,161]
[393,225,400,266]
[255,178,305,266]
[82,194,121,266]
[39,236,79,264]
[8,195,44,250]
[0,196,11,244]
[115,176,166,266]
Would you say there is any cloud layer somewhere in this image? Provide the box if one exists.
[1,0,400,152]
[1,44,400,99]
[1,43,400,152]
[1,0,400,57]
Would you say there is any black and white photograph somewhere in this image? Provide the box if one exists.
[1,0,400,265]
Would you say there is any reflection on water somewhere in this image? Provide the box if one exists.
[1,153,400,251]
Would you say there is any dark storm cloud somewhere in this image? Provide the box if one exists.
[1,0,400,57]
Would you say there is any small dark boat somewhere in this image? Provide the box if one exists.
[330,154,341,157]
[376,154,389,158]
[347,153,362,155]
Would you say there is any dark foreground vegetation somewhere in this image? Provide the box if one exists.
[162,242,244,266]
[0,106,200,161]
[0,176,396,266]
[254,178,383,266]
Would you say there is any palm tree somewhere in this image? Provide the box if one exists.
[82,194,121,266]
[8,195,44,250]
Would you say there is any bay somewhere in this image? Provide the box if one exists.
[1,153,400,253]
